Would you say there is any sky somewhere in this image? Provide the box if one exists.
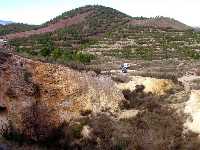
[0,0,199,26]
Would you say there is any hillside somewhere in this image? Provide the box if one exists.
[3,5,192,41]
[4,5,131,40]
[0,23,39,36]
[2,6,192,42]
[0,5,191,39]
[7,5,132,63]
[5,5,200,66]
[129,17,191,30]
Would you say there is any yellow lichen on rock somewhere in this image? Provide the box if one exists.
[117,76,145,91]
[143,78,174,96]
[117,76,175,96]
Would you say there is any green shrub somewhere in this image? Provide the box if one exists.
[191,51,200,60]
[51,48,62,60]
[40,48,51,57]
[62,51,73,62]
[74,52,95,64]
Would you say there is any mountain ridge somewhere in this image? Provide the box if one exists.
[0,5,192,40]
[0,20,14,25]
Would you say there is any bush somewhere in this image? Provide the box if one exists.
[51,48,63,60]
[40,48,51,57]
[122,85,155,109]
[74,52,95,64]
[62,51,73,62]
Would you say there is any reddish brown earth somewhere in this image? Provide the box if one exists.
[4,12,91,40]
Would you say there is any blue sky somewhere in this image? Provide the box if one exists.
[0,0,199,26]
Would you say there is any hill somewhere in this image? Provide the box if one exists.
[0,23,39,36]
[5,5,200,65]
[7,5,132,62]
[3,6,192,40]
[4,5,131,39]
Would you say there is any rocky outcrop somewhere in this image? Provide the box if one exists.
[0,52,124,141]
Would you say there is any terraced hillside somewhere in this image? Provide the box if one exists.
[8,5,131,63]
[129,17,191,31]
[5,5,200,67]
[84,26,200,60]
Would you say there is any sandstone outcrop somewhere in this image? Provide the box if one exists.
[0,52,124,141]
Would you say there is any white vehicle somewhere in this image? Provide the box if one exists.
[0,39,8,46]
[123,63,130,68]
[120,63,130,73]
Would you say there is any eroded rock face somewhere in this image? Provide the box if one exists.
[0,52,124,141]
